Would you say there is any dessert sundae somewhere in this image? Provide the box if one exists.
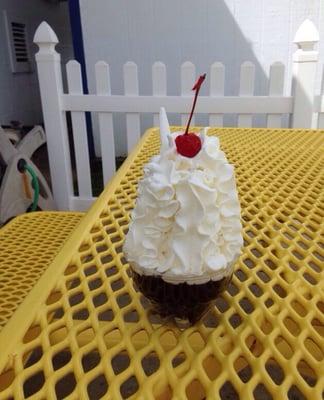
[123,74,243,323]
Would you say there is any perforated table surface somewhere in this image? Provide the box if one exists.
[0,128,323,400]
[0,212,84,331]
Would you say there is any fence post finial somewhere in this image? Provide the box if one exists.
[294,19,319,51]
[33,21,58,53]
[291,19,319,129]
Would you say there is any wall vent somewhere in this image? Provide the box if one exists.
[4,11,31,73]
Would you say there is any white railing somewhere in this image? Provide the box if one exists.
[33,19,323,211]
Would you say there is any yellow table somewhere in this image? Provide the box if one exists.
[0,128,323,400]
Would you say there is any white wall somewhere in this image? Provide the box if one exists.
[0,0,73,126]
[79,0,324,156]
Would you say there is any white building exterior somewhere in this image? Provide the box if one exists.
[79,0,324,156]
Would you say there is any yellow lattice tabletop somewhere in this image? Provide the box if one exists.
[0,212,84,331]
[0,128,323,400]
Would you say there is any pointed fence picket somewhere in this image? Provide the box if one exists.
[238,62,255,127]
[152,62,167,127]
[66,60,92,197]
[124,62,140,153]
[181,62,196,126]
[95,61,115,184]
[267,62,285,128]
[34,19,322,211]
[209,62,225,127]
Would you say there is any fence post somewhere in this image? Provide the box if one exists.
[291,19,319,129]
[33,21,73,210]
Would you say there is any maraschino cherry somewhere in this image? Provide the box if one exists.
[175,73,206,157]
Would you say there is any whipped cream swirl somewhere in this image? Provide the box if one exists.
[123,130,243,284]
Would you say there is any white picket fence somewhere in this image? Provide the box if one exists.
[33,19,324,211]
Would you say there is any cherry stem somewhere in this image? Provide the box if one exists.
[184,73,206,135]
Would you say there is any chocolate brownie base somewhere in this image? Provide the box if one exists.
[132,269,231,324]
